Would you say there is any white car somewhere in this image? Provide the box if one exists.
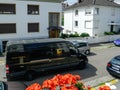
[69,40,90,55]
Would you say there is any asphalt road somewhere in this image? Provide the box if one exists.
[6,43,120,90]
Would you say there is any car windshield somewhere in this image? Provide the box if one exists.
[70,41,78,44]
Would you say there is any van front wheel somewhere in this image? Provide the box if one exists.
[24,71,36,81]
[78,61,86,69]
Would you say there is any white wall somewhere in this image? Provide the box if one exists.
[0,0,62,40]
[63,5,120,37]
[63,9,73,34]
[93,6,120,36]
[66,35,120,44]
[64,6,94,36]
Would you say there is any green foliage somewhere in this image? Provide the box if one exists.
[61,17,64,26]
[60,33,69,38]
[80,33,90,37]
[69,33,79,37]
[104,32,115,35]
[75,82,84,90]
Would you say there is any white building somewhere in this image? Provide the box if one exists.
[63,0,120,37]
[0,0,63,52]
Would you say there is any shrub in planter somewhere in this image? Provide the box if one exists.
[80,33,90,37]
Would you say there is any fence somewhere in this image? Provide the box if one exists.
[66,35,120,44]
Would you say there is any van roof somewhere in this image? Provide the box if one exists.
[7,38,66,46]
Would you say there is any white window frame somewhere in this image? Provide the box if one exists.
[85,21,92,29]
[111,8,115,16]
[75,21,78,27]
[94,8,99,15]
[75,9,78,16]
[85,8,92,15]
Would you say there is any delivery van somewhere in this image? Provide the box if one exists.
[5,38,88,81]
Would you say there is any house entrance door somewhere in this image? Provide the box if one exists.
[49,30,60,38]
[48,12,60,38]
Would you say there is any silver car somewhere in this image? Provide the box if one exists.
[69,40,90,55]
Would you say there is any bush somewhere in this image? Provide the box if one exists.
[60,33,69,38]
[69,33,79,37]
[104,32,114,35]
[80,33,90,37]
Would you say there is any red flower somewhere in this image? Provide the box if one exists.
[26,83,42,90]
[61,85,78,90]
[26,73,89,90]
[98,85,111,90]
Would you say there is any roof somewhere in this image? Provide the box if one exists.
[7,38,67,46]
[47,26,64,30]
[20,0,65,3]
[64,0,120,10]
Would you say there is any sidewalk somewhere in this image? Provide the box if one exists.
[83,75,119,90]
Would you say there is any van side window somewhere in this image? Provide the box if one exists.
[7,44,24,52]
[66,42,77,55]
[77,43,87,47]
[24,43,53,60]
[57,42,70,56]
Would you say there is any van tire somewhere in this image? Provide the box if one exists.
[78,61,86,69]
[24,71,36,81]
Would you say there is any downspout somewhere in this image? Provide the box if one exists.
[72,9,74,34]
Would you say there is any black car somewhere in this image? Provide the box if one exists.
[107,55,120,77]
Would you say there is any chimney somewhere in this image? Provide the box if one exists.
[78,0,82,3]
[93,0,96,4]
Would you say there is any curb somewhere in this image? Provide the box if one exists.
[82,75,119,90]
[91,44,115,50]
[91,79,119,90]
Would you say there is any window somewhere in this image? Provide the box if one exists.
[24,42,70,60]
[85,8,91,15]
[75,10,78,16]
[77,43,87,47]
[75,21,78,27]
[8,44,24,52]
[49,13,60,26]
[28,5,39,15]
[28,23,39,32]
[85,21,92,29]
[94,8,99,15]
[111,8,115,16]
[0,24,16,34]
[0,4,16,14]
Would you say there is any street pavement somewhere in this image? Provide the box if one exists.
[1,42,120,90]
[114,81,120,90]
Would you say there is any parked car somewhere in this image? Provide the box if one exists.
[106,55,120,77]
[0,81,8,90]
[5,38,88,81]
[113,39,120,46]
[68,40,90,55]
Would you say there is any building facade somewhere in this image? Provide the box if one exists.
[63,0,120,37]
[0,0,62,52]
